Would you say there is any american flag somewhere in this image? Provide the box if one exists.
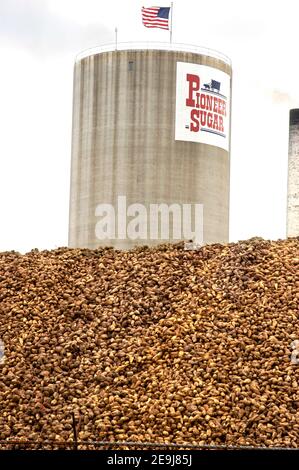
[142,6,170,30]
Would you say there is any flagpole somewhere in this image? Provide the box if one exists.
[115,27,118,50]
[170,2,173,44]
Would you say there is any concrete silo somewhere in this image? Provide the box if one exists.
[287,109,299,237]
[69,43,232,249]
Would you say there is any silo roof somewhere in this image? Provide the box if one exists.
[75,41,232,66]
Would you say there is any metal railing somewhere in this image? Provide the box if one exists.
[75,42,231,65]
[0,440,297,451]
[1,414,296,451]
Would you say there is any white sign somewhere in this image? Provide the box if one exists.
[175,62,231,151]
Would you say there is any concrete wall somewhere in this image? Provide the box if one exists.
[69,48,232,249]
[287,109,299,237]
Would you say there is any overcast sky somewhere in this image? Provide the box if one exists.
[0,0,298,253]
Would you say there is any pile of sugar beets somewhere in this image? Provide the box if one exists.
[0,237,298,448]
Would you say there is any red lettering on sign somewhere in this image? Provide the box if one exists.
[206,95,213,111]
[186,74,200,107]
[207,112,213,127]
[213,98,218,113]
[200,110,207,127]
[190,109,200,132]
[200,94,206,109]
[219,116,224,132]
[213,114,219,129]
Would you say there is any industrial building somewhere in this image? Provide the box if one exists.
[287,108,299,237]
[69,43,232,249]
